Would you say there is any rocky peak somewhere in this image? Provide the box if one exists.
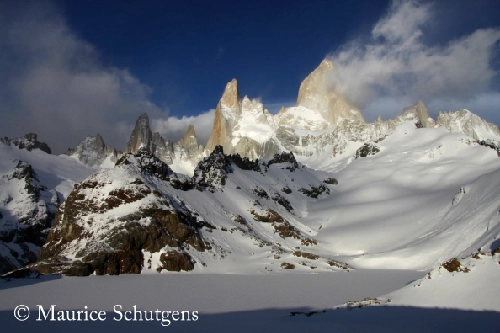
[402,101,435,128]
[437,109,500,144]
[193,145,233,190]
[1,133,52,154]
[125,113,153,153]
[66,134,118,167]
[206,79,241,153]
[0,160,59,274]
[177,125,200,155]
[220,78,241,111]
[293,59,364,127]
[124,113,176,166]
[35,149,205,276]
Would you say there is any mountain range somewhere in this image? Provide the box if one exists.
[1,59,500,279]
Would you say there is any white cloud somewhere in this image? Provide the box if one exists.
[327,0,500,115]
[0,2,167,154]
[152,109,215,146]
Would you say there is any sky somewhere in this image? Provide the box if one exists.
[0,0,499,154]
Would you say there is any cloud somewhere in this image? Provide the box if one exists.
[152,109,215,146]
[0,2,167,154]
[326,0,500,112]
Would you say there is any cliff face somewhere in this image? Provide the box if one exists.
[401,101,436,128]
[206,79,240,153]
[295,59,364,126]
[125,113,152,153]
[66,134,119,167]
[0,133,51,154]
[437,109,500,144]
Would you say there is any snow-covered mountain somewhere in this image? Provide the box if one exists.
[125,113,208,176]
[1,133,51,154]
[66,134,119,167]
[1,58,500,279]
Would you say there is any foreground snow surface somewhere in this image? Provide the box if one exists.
[1,268,498,332]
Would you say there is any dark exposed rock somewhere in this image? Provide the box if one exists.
[477,140,500,157]
[265,151,299,171]
[251,209,284,223]
[293,251,319,260]
[280,262,295,269]
[2,133,51,154]
[229,153,260,171]
[273,221,300,239]
[323,177,338,185]
[299,184,330,198]
[355,143,380,158]
[233,215,247,225]
[193,146,232,190]
[327,260,353,270]
[441,258,469,273]
[282,186,292,194]
[0,160,58,274]
[159,251,194,272]
[301,238,318,246]
[253,187,270,199]
[272,193,293,212]
[66,134,119,167]
[34,151,207,276]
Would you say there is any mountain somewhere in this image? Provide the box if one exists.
[22,115,500,276]
[291,59,364,127]
[0,133,51,154]
[124,113,207,176]
[66,134,119,167]
[0,160,59,274]
[437,109,500,148]
[2,58,500,279]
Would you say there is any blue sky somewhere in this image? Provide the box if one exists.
[1,0,499,153]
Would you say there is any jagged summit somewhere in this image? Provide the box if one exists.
[1,133,51,154]
[401,101,435,128]
[437,108,500,144]
[220,78,240,111]
[293,59,364,127]
[123,114,207,176]
[125,113,152,153]
[66,134,119,167]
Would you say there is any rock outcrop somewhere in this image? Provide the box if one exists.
[206,79,241,153]
[205,79,279,160]
[401,101,435,128]
[35,149,206,275]
[125,114,207,175]
[0,160,59,274]
[174,125,206,167]
[437,109,500,145]
[66,134,119,167]
[294,59,364,126]
[125,113,153,153]
[0,133,51,154]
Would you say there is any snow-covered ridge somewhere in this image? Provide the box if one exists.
[0,133,51,154]
[65,133,119,167]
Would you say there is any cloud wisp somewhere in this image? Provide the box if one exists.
[152,109,215,146]
[326,0,500,113]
